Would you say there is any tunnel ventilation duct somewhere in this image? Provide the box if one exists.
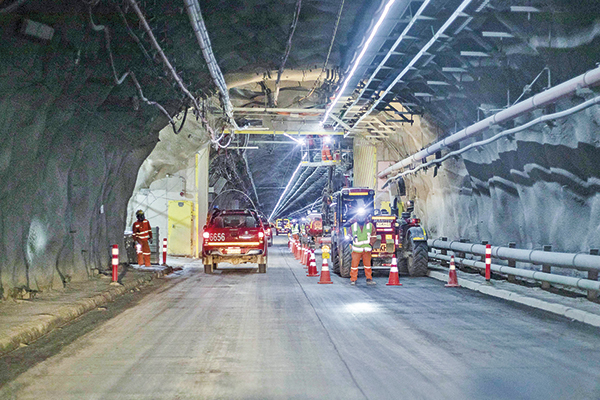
[379,65,600,178]
[184,0,238,130]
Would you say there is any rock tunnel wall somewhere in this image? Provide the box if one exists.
[395,98,600,254]
[0,13,165,297]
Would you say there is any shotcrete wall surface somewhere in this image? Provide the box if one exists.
[391,98,600,255]
[0,14,166,296]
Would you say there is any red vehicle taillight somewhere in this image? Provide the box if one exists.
[202,231,210,239]
[411,218,420,224]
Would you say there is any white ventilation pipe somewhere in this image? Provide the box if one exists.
[379,65,600,178]
[184,0,239,130]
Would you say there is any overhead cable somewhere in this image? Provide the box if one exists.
[273,0,303,106]
[87,6,178,131]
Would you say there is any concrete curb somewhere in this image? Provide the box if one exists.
[428,270,600,328]
[0,271,164,356]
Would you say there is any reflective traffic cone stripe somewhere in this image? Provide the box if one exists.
[318,258,333,284]
[386,257,402,286]
[445,255,460,287]
[307,251,319,277]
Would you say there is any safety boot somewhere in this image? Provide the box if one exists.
[350,280,356,286]
[366,279,377,286]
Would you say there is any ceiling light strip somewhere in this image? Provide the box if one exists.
[321,0,397,125]
[351,0,474,129]
[269,162,303,220]
[340,0,432,122]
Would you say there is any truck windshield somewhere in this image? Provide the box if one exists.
[213,214,259,228]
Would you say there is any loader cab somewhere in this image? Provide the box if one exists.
[337,188,375,226]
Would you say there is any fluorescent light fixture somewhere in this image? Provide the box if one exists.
[340,0,432,123]
[321,0,397,125]
[351,0,474,129]
[283,133,304,144]
[269,162,303,220]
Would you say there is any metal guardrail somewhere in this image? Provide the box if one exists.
[428,238,600,300]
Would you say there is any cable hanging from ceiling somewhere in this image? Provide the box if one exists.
[298,0,345,104]
[273,0,303,106]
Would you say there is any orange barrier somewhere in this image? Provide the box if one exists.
[307,250,319,277]
[318,257,333,284]
[386,256,402,286]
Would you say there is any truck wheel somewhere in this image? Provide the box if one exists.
[204,263,215,274]
[258,263,267,273]
[407,240,428,277]
[339,243,352,278]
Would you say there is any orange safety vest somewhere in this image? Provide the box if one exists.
[133,220,152,241]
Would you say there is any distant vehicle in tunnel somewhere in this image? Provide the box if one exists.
[257,213,274,247]
[329,188,428,277]
[275,218,291,235]
[202,209,268,273]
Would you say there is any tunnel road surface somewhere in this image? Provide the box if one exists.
[1,237,599,400]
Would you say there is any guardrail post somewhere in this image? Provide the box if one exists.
[440,237,448,266]
[588,249,599,300]
[507,242,517,283]
[541,245,552,290]
[485,244,492,282]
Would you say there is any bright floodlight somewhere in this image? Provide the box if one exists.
[298,139,305,146]
[324,136,332,144]
[357,207,366,215]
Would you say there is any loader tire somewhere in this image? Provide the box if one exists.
[339,243,352,278]
[331,241,341,274]
[407,240,428,277]
[396,249,409,275]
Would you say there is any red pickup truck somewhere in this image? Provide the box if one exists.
[202,209,268,273]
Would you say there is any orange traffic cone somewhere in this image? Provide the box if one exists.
[445,255,460,287]
[386,257,402,286]
[295,242,300,259]
[302,246,308,266]
[318,257,333,284]
[307,250,319,277]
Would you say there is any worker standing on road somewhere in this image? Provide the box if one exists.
[350,209,376,286]
[133,209,152,267]
[291,219,300,241]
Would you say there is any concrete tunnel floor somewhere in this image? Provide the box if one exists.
[1,237,599,400]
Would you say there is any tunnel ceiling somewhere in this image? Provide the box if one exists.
[3,0,600,220]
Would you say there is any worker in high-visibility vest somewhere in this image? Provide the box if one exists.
[133,209,152,266]
[291,219,300,241]
[350,209,376,286]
